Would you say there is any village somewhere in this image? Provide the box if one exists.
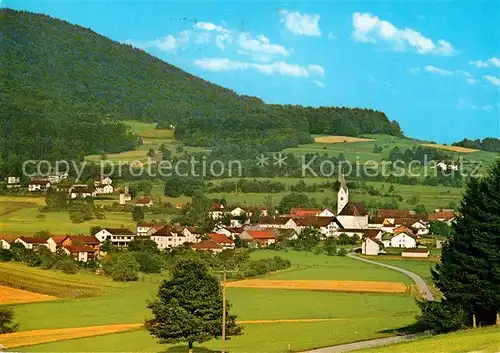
[0,175,455,262]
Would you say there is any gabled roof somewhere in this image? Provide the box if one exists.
[295,216,341,227]
[366,237,384,246]
[208,233,234,244]
[153,226,182,237]
[337,202,367,216]
[211,203,224,211]
[394,225,416,236]
[18,236,46,244]
[364,229,382,238]
[49,236,69,245]
[103,228,135,236]
[290,208,322,217]
[369,216,385,224]
[185,226,202,234]
[67,235,100,245]
[28,179,50,185]
[0,235,19,244]
[135,197,153,204]
[246,230,276,240]
[259,216,294,225]
[431,211,456,220]
[191,240,222,250]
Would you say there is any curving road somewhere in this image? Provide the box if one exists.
[302,335,418,353]
[347,253,435,301]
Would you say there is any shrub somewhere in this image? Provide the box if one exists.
[111,253,140,281]
[0,249,13,262]
[0,307,19,334]
[416,300,468,333]
[133,252,162,273]
[337,248,347,256]
[54,257,79,274]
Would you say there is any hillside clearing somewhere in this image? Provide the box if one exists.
[420,143,479,153]
[314,136,375,143]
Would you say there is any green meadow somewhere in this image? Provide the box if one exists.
[3,251,419,352]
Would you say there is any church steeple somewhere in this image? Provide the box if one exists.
[337,174,348,214]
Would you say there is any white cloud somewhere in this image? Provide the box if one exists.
[457,98,493,111]
[237,33,290,61]
[280,10,321,36]
[312,80,325,88]
[215,34,227,50]
[195,22,229,34]
[484,75,500,87]
[470,57,500,68]
[327,32,337,40]
[125,30,191,52]
[194,58,324,78]
[195,32,211,45]
[352,12,455,56]
[424,65,453,76]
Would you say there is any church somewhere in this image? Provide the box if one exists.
[335,174,369,229]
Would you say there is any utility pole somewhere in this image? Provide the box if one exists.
[221,268,227,353]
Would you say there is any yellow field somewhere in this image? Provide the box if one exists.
[0,196,46,205]
[0,324,143,349]
[227,279,408,294]
[421,143,478,153]
[314,136,374,143]
[0,285,57,305]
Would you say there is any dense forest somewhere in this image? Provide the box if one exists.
[1,8,402,170]
[452,138,500,153]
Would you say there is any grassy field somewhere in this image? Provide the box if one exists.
[359,326,500,353]
[1,250,420,352]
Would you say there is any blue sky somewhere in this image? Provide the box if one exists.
[5,0,500,143]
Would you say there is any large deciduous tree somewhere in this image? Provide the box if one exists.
[418,160,500,331]
[145,259,242,352]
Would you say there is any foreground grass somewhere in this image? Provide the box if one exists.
[359,326,500,353]
[18,316,416,353]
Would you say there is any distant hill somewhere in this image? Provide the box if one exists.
[453,137,500,153]
[0,9,402,169]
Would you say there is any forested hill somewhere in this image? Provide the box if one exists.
[1,9,402,164]
[453,138,500,153]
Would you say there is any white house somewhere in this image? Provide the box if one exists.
[239,229,277,247]
[136,223,164,237]
[0,236,18,249]
[181,226,201,243]
[94,176,112,187]
[258,217,299,231]
[47,173,68,184]
[362,237,383,255]
[6,176,20,188]
[410,220,429,236]
[28,180,51,192]
[135,197,153,207]
[95,184,114,195]
[390,232,417,248]
[119,192,132,205]
[14,236,47,250]
[437,161,459,172]
[150,226,188,250]
[94,228,135,247]
[208,203,225,220]
[295,216,342,237]
[69,185,95,199]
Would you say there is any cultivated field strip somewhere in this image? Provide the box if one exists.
[227,279,408,294]
[0,285,56,305]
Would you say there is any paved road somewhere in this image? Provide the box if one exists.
[302,335,417,353]
[347,253,435,301]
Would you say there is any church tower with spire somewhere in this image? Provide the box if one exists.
[337,174,349,214]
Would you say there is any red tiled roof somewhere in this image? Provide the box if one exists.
[364,229,382,238]
[295,216,338,227]
[191,240,222,250]
[49,236,68,245]
[67,235,100,245]
[432,211,456,220]
[208,233,234,244]
[0,235,19,244]
[394,225,415,236]
[259,216,294,225]
[211,203,224,211]
[19,236,46,244]
[247,230,276,240]
[290,208,322,216]
[135,197,152,204]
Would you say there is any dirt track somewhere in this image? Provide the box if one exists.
[0,285,56,305]
[0,323,143,349]
[226,279,407,293]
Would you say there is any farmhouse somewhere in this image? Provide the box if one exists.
[362,237,383,256]
[14,236,47,250]
[429,211,456,225]
[28,179,51,192]
[208,233,235,249]
[93,176,112,187]
[208,203,225,220]
[135,197,153,207]
[402,248,430,258]
[295,216,342,237]
[6,176,20,188]
[94,228,135,247]
[239,229,277,247]
[290,208,335,217]
[182,226,201,243]
[0,235,18,249]
[214,226,243,240]
[69,185,95,199]
[258,216,299,230]
[149,226,192,250]
[336,202,369,229]
[389,231,417,248]
[191,240,223,253]
[64,245,98,262]
[95,184,114,195]
[136,223,164,237]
